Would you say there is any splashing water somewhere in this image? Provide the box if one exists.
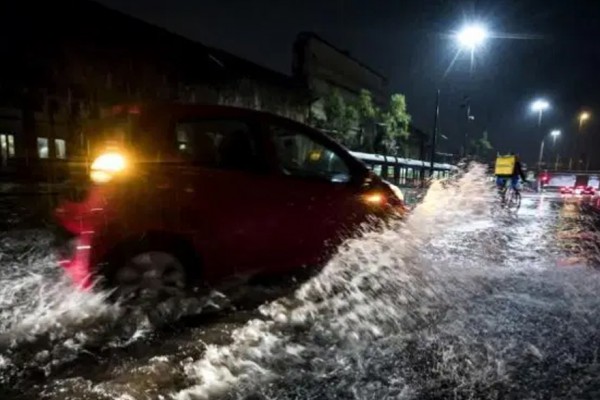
[0,231,215,387]
[175,164,600,400]
[0,241,122,382]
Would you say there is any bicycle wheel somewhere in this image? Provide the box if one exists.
[506,189,521,211]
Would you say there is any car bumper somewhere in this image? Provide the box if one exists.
[53,224,94,289]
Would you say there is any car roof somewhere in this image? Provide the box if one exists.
[107,102,298,123]
[104,102,367,171]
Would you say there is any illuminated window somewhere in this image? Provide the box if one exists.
[37,137,49,159]
[176,129,190,153]
[0,134,15,162]
[54,138,66,159]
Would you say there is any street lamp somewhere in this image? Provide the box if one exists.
[550,129,561,170]
[531,99,550,126]
[538,129,561,170]
[577,111,591,170]
[456,24,489,50]
[578,111,590,131]
[430,23,489,177]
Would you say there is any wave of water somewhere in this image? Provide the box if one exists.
[175,165,600,400]
[0,233,215,387]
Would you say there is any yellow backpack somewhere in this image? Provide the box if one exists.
[495,155,516,176]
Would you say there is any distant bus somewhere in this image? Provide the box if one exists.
[351,151,457,187]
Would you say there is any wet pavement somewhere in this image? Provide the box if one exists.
[1,166,600,399]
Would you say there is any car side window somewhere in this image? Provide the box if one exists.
[269,124,351,183]
[175,119,262,172]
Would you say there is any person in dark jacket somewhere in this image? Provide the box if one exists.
[495,153,527,197]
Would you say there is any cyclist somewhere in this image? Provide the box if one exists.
[494,153,527,201]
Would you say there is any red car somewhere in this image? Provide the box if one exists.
[573,186,596,196]
[561,186,596,196]
[560,186,574,195]
[54,103,405,301]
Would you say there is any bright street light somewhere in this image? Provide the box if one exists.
[579,111,590,131]
[531,99,550,113]
[456,24,489,50]
[550,129,561,139]
[531,99,550,126]
[431,22,489,175]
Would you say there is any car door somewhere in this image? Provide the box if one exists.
[261,120,372,271]
[172,116,289,283]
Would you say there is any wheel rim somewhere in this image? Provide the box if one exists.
[114,251,186,301]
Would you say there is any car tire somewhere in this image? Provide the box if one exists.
[109,250,188,303]
[100,236,199,304]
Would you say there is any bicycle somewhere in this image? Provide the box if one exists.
[496,178,523,212]
[502,185,521,212]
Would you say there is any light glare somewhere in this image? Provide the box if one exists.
[531,99,550,112]
[90,152,127,183]
[91,152,126,173]
[456,24,488,49]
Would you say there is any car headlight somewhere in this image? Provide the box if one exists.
[90,152,127,183]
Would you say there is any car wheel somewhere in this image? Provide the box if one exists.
[112,251,187,303]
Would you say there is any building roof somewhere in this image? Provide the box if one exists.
[296,32,388,83]
[2,0,302,91]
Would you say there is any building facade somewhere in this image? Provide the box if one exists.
[293,32,428,160]
[0,0,310,181]
[293,32,389,120]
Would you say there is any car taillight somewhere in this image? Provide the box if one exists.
[90,152,127,183]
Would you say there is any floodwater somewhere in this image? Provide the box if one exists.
[1,165,599,399]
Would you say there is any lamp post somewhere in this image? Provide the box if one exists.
[538,129,560,171]
[531,99,550,170]
[531,99,550,127]
[550,129,561,170]
[578,111,590,170]
[430,23,488,177]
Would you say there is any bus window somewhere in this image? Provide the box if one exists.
[388,166,395,182]
[373,164,382,176]
[407,168,414,186]
[402,168,406,184]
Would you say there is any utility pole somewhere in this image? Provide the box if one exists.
[429,89,440,177]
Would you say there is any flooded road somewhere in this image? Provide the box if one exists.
[1,167,600,399]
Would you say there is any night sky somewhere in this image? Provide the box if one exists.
[97,0,600,167]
